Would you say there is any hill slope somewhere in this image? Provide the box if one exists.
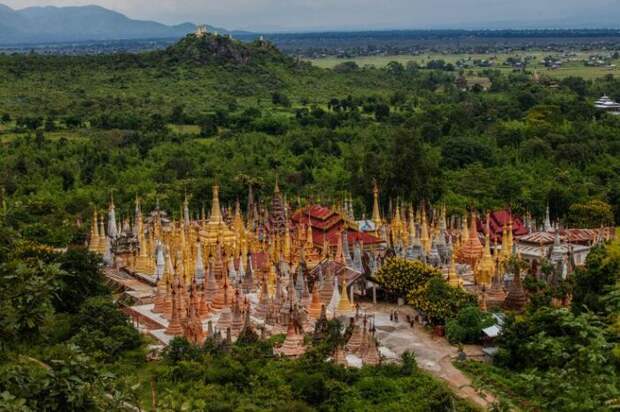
[155,33,292,66]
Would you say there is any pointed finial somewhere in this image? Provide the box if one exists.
[274,175,280,194]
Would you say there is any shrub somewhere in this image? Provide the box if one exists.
[446,305,494,344]
[407,277,477,325]
[69,297,140,361]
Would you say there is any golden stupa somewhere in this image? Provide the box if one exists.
[199,185,237,254]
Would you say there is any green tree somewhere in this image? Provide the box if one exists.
[573,243,620,316]
[375,257,440,297]
[407,277,477,325]
[0,257,60,348]
[271,91,291,107]
[0,345,111,411]
[52,247,109,314]
[566,200,614,228]
[446,305,494,344]
[70,296,141,361]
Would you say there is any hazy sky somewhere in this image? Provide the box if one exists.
[3,0,620,31]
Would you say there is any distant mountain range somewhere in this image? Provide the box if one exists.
[0,2,619,47]
[0,4,239,45]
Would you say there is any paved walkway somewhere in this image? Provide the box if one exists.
[360,303,495,410]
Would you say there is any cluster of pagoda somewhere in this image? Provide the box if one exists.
[88,180,521,293]
[89,183,385,277]
[88,182,521,318]
[89,182,387,360]
[89,179,612,340]
[365,182,521,293]
[331,313,381,366]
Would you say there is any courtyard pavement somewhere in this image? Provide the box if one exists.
[360,302,495,410]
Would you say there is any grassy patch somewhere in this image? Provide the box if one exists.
[168,124,201,135]
[0,129,90,143]
[456,360,530,411]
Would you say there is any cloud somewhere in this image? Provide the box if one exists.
[2,0,618,30]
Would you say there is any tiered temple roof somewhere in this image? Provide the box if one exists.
[476,209,528,244]
[291,205,385,252]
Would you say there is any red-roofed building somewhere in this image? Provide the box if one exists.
[517,228,610,246]
[291,205,385,251]
[476,209,529,243]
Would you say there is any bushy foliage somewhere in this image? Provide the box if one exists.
[446,305,495,344]
[573,243,620,316]
[0,346,105,411]
[153,337,475,411]
[1,43,620,229]
[70,297,141,362]
[460,242,620,411]
[0,258,60,348]
[566,199,614,228]
[0,234,66,348]
[407,277,477,325]
[0,221,144,409]
[375,257,440,297]
[496,308,611,371]
[375,258,476,325]
[469,307,619,411]
[52,247,110,314]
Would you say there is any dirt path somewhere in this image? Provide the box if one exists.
[361,303,495,410]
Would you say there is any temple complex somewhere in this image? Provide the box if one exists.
[91,180,614,361]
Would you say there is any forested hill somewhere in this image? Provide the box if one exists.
[0,32,298,71]
[154,33,295,66]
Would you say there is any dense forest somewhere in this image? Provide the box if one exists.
[0,33,619,410]
[0,34,619,245]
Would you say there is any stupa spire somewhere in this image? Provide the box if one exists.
[210,185,224,223]
[335,230,344,263]
[276,314,306,358]
[195,241,205,282]
[308,282,322,319]
[420,207,431,253]
[371,180,382,232]
[274,175,280,194]
[305,216,314,251]
[336,278,354,316]
[89,208,100,252]
[165,286,184,336]
[476,215,495,286]
[107,193,118,239]
[447,254,462,288]
[544,204,552,231]
[361,322,381,365]
[283,223,292,261]
[183,193,190,228]
[503,260,527,312]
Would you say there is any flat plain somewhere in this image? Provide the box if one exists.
[308,51,620,80]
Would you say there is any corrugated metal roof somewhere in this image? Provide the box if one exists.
[482,325,501,338]
[517,228,603,245]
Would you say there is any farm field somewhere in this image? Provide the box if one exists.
[308,51,620,80]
